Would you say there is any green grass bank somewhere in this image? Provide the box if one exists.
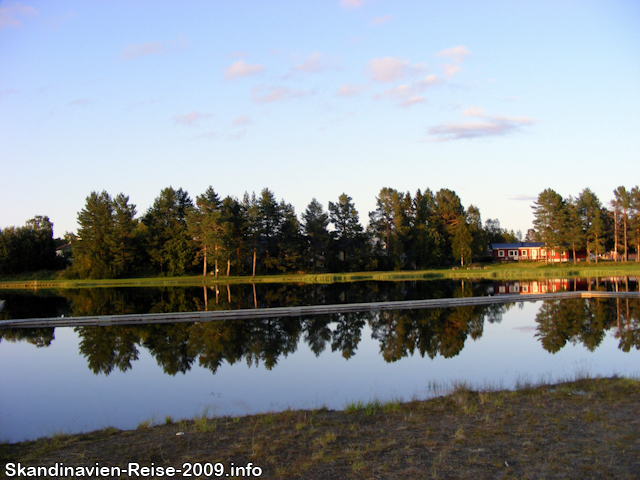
[1,262,639,290]
[2,376,638,479]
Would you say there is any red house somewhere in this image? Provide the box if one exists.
[490,243,586,262]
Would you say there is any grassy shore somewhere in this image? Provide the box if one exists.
[1,376,638,479]
[1,262,639,290]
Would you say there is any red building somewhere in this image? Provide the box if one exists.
[491,243,586,262]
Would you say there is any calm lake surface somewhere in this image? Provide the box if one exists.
[1,278,639,443]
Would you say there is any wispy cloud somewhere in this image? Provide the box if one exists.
[435,45,471,63]
[371,15,393,26]
[124,97,163,112]
[376,74,439,107]
[442,64,461,78]
[337,84,367,97]
[174,110,210,126]
[366,57,429,82]
[195,131,217,140]
[232,115,251,126]
[229,129,247,140]
[251,85,312,103]
[0,88,20,98]
[70,98,91,106]
[228,51,248,58]
[0,3,38,29]
[510,195,537,201]
[377,84,421,106]
[331,111,356,123]
[224,60,265,80]
[400,96,425,108]
[366,57,410,82]
[340,0,365,9]
[121,36,186,61]
[290,52,338,75]
[426,106,535,141]
[421,74,439,87]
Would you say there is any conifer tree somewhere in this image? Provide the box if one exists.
[578,189,604,263]
[328,194,366,272]
[143,187,194,275]
[532,189,566,263]
[302,199,330,272]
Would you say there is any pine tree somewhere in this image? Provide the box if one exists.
[301,199,330,272]
[578,189,604,263]
[613,187,631,261]
[565,196,585,264]
[187,187,222,277]
[143,187,194,275]
[74,191,116,278]
[328,194,365,272]
[532,189,566,263]
[110,194,138,276]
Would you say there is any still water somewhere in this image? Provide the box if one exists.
[1,279,639,443]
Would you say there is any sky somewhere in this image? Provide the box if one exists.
[1,0,639,237]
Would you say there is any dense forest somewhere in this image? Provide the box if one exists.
[1,185,638,278]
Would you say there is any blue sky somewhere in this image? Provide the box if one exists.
[1,0,639,237]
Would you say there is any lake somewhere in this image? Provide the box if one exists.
[1,278,639,443]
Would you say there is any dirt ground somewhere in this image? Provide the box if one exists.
[1,377,639,479]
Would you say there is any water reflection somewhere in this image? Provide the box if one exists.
[4,297,638,377]
[535,296,639,354]
[0,279,490,321]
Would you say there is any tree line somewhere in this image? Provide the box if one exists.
[531,186,640,263]
[2,184,637,278]
[0,216,65,275]
[63,186,522,279]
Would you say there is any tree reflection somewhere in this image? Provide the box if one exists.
[75,325,139,374]
[4,281,639,375]
[0,327,55,347]
[370,301,496,362]
[535,298,639,353]
[330,312,369,359]
[614,298,640,352]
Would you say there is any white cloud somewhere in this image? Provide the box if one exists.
[291,52,337,75]
[442,64,461,78]
[510,195,537,201]
[366,57,410,82]
[70,98,91,106]
[426,107,535,141]
[420,74,439,86]
[251,85,312,103]
[336,84,367,97]
[0,3,38,29]
[223,60,265,80]
[195,131,217,139]
[174,111,210,126]
[462,105,484,117]
[331,111,356,123]
[400,96,425,108]
[0,88,19,98]
[228,51,249,58]
[371,15,393,26]
[229,129,247,140]
[232,115,251,126]
[121,36,186,61]
[378,85,425,107]
[124,97,163,112]
[340,0,365,9]
[377,74,439,107]
[435,45,471,63]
